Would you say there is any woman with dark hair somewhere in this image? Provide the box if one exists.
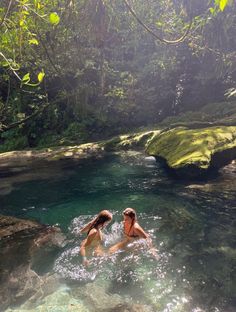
[109,207,152,254]
[80,210,112,266]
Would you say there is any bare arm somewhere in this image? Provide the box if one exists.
[80,229,97,265]
[80,220,94,234]
[135,225,159,259]
[135,225,160,259]
[134,224,149,239]
[109,238,129,254]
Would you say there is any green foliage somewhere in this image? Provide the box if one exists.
[0,129,28,152]
[0,0,236,152]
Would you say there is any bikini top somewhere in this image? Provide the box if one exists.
[124,223,139,238]
[126,233,139,238]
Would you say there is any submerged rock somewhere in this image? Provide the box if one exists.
[0,215,65,311]
[71,281,154,312]
[72,282,124,311]
[146,126,236,177]
[6,287,88,312]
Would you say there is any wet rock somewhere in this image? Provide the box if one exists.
[109,131,160,151]
[17,273,61,309]
[0,215,65,311]
[0,142,105,168]
[6,287,88,312]
[72,281,154,312]
[102,303,153,312]
[72,282,123,311]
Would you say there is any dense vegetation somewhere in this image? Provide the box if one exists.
[0,0,235,151]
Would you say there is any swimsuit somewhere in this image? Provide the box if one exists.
[125,227,140,238]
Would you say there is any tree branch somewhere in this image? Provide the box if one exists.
[0,93,75,133]
[123,0,192,44]
[0,0,13,27]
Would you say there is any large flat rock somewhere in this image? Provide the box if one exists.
[146,126,236,177]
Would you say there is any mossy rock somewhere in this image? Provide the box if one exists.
[146,126,236,177]
[104,130,161,151]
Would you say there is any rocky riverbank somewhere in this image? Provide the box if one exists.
[0,215,66,311]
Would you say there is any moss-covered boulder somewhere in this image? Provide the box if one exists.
[146,126,236,177]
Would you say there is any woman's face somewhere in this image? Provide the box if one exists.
[122,210,133,222]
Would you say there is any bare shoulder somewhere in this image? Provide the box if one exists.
[88,228,97,236]
[134,223,148,238]
[87,228,98,240]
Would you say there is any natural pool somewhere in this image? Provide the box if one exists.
[1,151,236,312]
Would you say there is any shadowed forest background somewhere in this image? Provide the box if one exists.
[0,0,235,150]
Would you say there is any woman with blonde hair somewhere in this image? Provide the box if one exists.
[109,207,152,254]
[80,210,112,265]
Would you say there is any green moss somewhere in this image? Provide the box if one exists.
[146,126,236,169]
[117,130,160,149]
[104,130,161,151]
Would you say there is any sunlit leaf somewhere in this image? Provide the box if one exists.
[209,7,215,14]
[49,12,60,25]
[29,38,39,45]
[17,113,26,120]
[22,73,30,82]
[219,0,228,11]
[38,70,45,82]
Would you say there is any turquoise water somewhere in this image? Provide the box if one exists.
[1,151,236,312]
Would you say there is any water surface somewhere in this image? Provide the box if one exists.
[1,151,236,312]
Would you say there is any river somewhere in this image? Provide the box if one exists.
[1,151,235,312]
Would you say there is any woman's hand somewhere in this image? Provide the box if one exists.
[82,256,89,266]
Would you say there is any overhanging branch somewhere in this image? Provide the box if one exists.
[123,0,192,44]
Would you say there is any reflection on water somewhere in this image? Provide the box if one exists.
[1,151,236,312]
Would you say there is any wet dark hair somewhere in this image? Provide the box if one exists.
[87,210,112,235]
